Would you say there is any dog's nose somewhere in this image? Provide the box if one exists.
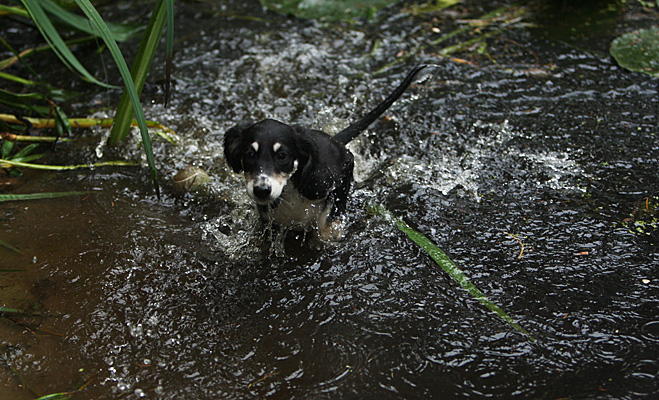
[252,184,271,200]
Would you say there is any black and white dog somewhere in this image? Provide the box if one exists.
[223,65,429,239]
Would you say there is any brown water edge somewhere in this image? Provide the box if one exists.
[1,168,193,399]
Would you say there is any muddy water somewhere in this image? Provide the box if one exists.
[2,0,658,399]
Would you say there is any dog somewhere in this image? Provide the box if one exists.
[223,65,430,240]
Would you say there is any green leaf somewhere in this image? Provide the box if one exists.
[108,0,169,145]
[52,102,72,138]
[74,0,160,196]
[610,26,659,77]
[20,0,118,88]
[40,0,143,42]
[1,140,14,159]
[368,204,535,341]
[260,0,398,21]
[11,143,40,161]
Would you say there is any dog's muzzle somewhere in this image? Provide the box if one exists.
[247,174,284,205]
[252,179,271,200]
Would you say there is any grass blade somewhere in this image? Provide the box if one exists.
[20,0,118,88]
[108,0,168,145]
[0,71,39,86]
[0,36,94,71]
[40,0,143,42]
[0,239,22,254]
[74,0,160,196]
[0,5,29,18]
[368,204,535,341]
[0,89,51,114]
[33,394,74,400]
[0,191,88,202]
[165,0,174,106]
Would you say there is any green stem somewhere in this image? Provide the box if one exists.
[0,191,88,202]
[368,204,535,341]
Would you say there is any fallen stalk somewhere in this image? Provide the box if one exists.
[0,132,72,142]
[368,204,535,341]
[0,113,176,138]
[0,191,88,202]
[0,159,139,170]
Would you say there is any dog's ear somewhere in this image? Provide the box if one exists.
[293,126,318,166]
[223,122,252,173]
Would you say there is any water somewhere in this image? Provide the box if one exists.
[1,0,658,398]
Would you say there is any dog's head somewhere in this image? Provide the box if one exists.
[224,119,315,205]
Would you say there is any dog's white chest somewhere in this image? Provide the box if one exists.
[261,184,330,229]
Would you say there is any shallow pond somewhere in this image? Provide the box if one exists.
[1,0,658,399]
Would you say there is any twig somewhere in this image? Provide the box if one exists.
[247,371,280,388]
[375,3,529,74]
[504,232,525,259]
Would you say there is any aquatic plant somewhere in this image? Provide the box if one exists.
[368,204,535,341]
[0,0,176,195]
[610,26,659,78]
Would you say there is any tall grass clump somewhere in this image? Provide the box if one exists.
[0,0,176,195]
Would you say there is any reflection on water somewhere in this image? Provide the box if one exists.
[1,0,658,399]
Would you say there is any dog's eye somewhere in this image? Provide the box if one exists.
[245,150,256,159]
[276,151,288,160]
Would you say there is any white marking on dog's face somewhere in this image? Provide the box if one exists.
[244,171,293,205]
[273,142,281,153]
[251,142,259,152]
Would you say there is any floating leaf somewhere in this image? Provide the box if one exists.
[260,0,398,21]
[610,26,659,77]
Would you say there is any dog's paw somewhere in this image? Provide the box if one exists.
[318,219,344,241]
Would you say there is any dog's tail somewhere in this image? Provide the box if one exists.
[332,64,433,145]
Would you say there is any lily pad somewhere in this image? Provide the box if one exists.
[260,0,398,21]
[610,26,659,77]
